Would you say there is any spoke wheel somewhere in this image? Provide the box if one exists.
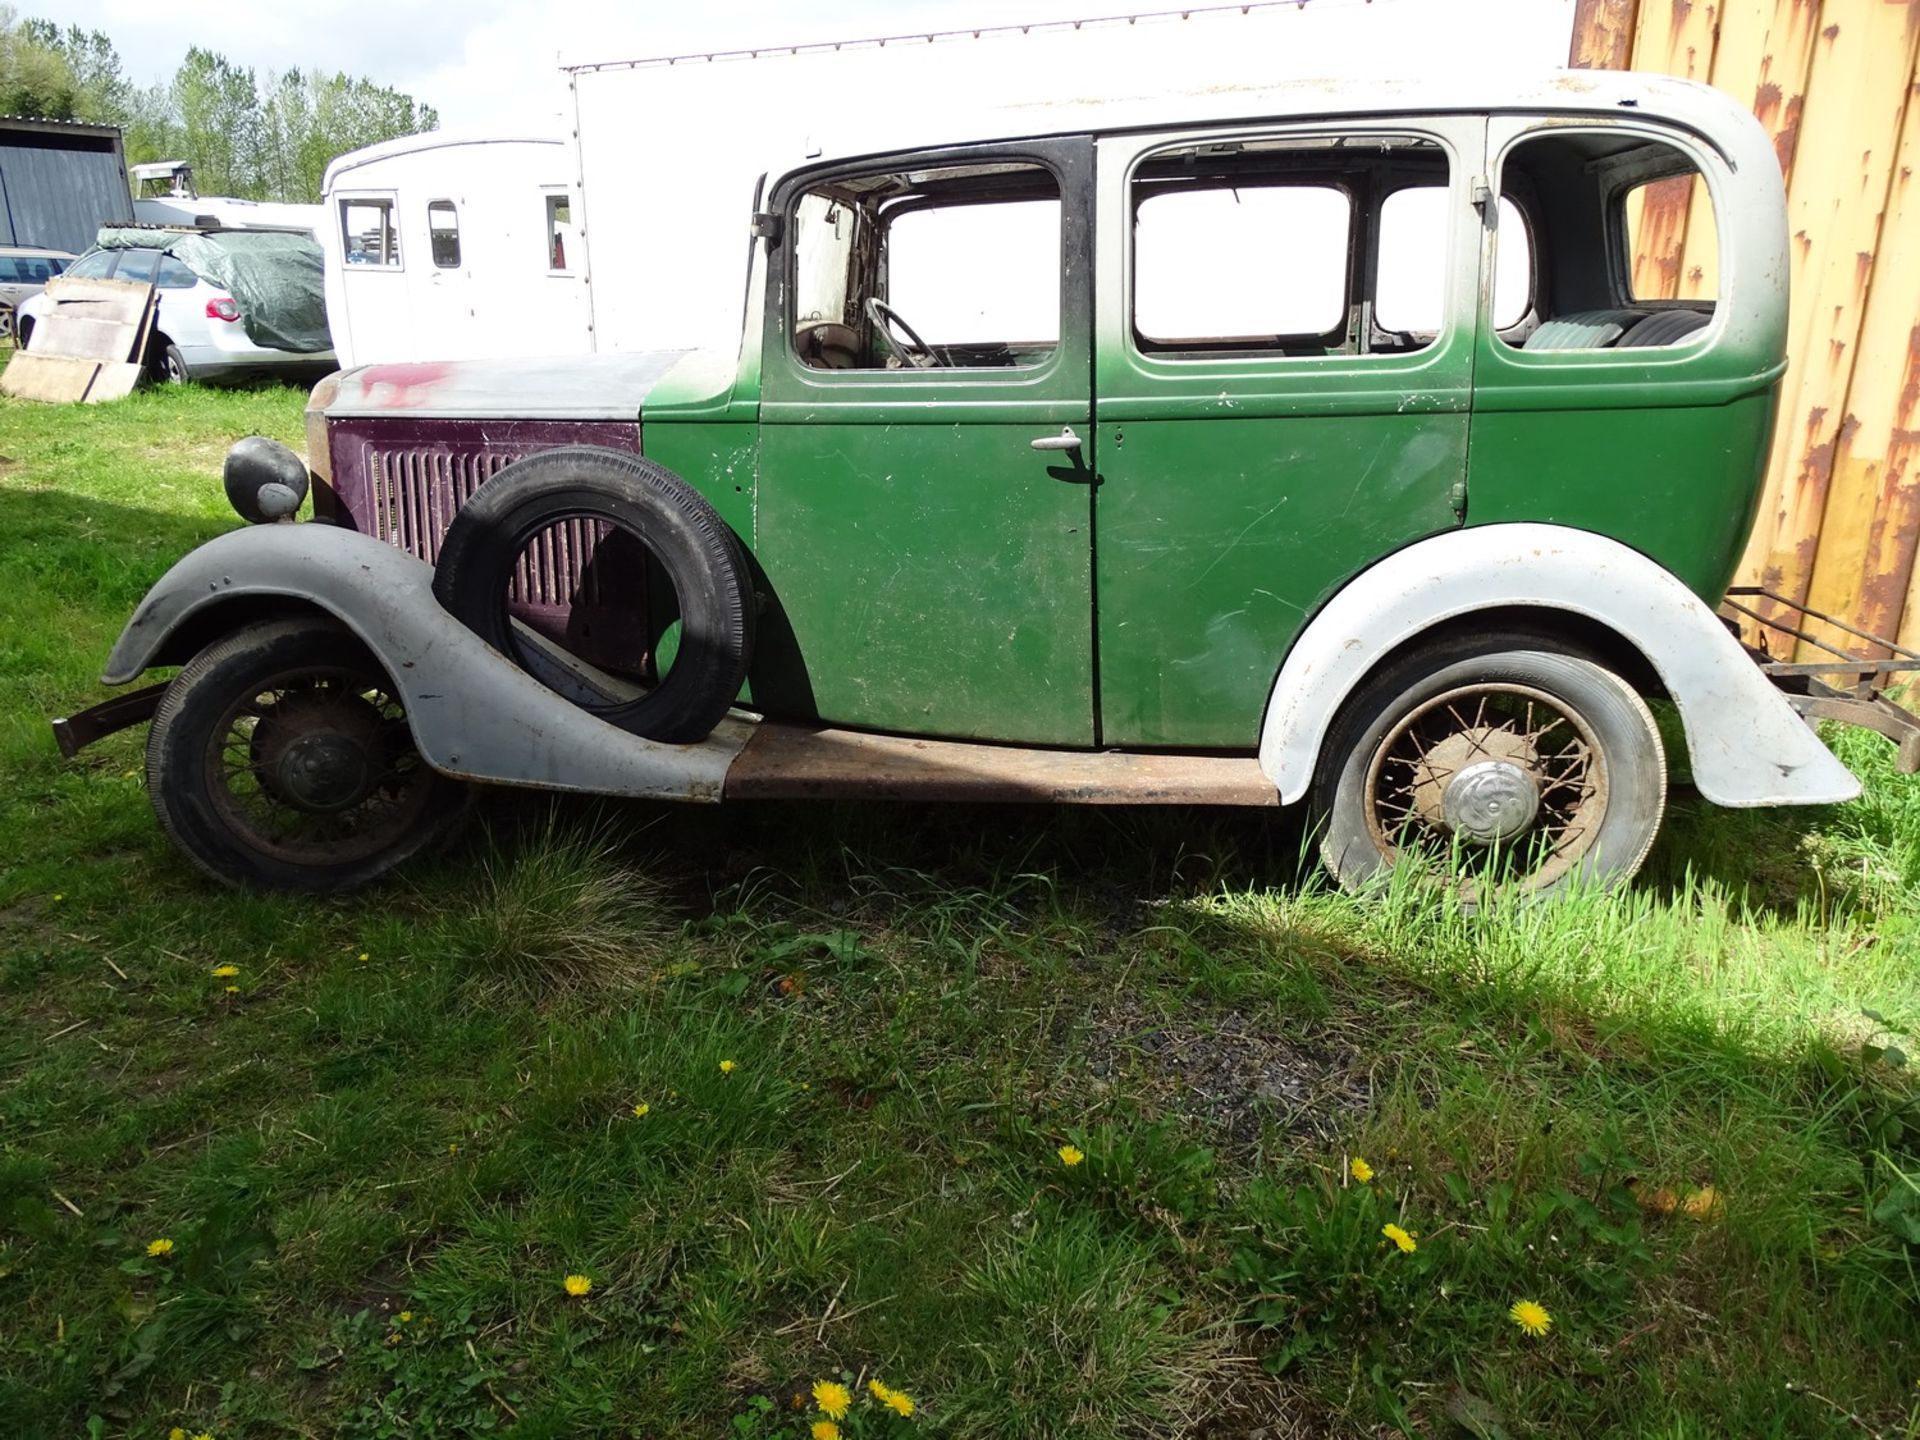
[1314,634,1666,902]
[147,619,470,891]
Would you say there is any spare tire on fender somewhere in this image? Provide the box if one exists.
[432,445,753,744]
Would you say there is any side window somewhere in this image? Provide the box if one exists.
[341,198,400,267]
[1128,133,1451,358]
[1136,185,1351,344]
[63,250,115,280]
[428,200,461,268]
[1624,173,1718,302]
[1376,188,1531,333]
[1497,132,1717,352]
[788,160,1061,371]
[545,194,573,272]
[156,256,198,289]
[112,250,159,282]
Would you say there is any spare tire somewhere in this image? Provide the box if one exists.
[432,445,753,744]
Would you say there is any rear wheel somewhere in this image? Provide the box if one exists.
[146,618,469,891]
[1313,634,1666,901]
[151,340,189,386]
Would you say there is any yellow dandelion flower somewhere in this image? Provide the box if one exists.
[448,1143,459,1154]
[397,1311,413,1323]
[146,1238,174,1257]
[811,1379,851,1419]
[563,1273,592,1297]
[810,1423,840,1440]
[719,1059,736,1074]
[168,1429,186,1440]
[193,1433,214,1440]
[210,965,239,978]
[1057,1144,1085,1167]
[631,1102,651,1118]
[1509,1299,1552,1337]
[357,952,370,962]
[1381,1223,1417,1254]
[51,893,63,902]
[224,985,239,994]
[1349,1156,1374,1184]
[869,1379,915,1417]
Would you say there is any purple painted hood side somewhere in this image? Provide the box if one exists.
[322,351,690,422]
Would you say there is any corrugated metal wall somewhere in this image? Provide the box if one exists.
[0,129,132,255]
[1571,0,1920,657]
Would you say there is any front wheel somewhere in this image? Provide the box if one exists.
[146,618,470,891]
[1313,634,1667,901]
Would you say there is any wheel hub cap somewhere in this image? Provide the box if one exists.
[276,732,373,811]
[1411,726,1543,845]
[1440,759,1541,844]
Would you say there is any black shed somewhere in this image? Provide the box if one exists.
[0,117,132,254]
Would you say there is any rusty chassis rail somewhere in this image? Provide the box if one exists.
[1722,585,1920,773]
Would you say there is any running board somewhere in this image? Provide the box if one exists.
[724,724,1280,806]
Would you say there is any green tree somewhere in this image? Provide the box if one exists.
[0,5,79,118]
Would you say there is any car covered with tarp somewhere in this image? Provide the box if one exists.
[17,225,334,384]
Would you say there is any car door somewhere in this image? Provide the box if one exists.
[753,138,1097,745]
[1091,117,1487,749]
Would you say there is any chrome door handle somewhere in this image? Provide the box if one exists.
[1030,427,1082,452]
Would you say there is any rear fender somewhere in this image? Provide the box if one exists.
[1258,523,1861,809]
[104,523,748,799]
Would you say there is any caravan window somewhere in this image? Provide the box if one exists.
[545,195,573,272]
[428,201,461,268]
[342,198,400,267]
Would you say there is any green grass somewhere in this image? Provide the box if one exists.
[3,383,1919,1439]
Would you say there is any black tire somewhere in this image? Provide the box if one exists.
[432,445,753,744]
[156,342,189,386]
[1312,632,1667,900]
[146,618,469,892]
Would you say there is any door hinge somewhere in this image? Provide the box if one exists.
[1449,479,1469,520]
[750,211,782,244]
[1470,177,1493,218]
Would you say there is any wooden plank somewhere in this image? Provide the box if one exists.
[1737,5,1920,616]
[1807,48,1920,658]
[84,363,145,404]
[1624,0,1722,298]
[0,353,103,403]
[28,316,142,361]
[1569,0,1642,68]
[724,725,1282,807]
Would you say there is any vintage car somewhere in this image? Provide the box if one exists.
[53,73,1920,896]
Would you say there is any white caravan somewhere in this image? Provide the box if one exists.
[318,134,586,368]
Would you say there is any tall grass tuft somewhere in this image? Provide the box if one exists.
[440,809,673,995]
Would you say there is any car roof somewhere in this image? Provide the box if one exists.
[0,245,77,259]
[785,69,1758,177]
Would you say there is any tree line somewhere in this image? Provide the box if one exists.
[0,7,436,204]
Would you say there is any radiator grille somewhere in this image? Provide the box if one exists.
[363,445,614,607]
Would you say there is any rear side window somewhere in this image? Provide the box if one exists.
[1624,173,1718,301]
[341,198,401,267]
[156,256,198,289]
[428,200,460,268]
[1135,185,1352,343]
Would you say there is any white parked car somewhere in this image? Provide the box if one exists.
[17,242,336,385]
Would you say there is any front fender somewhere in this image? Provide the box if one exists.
[1257,523,1861,809]
[105,524,750,800]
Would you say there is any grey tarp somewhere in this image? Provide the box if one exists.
[96,227,333,353]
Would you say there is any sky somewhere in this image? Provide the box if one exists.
[44,0,1578,132]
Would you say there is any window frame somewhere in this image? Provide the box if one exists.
[543,190,574,275]
[768,141,1089,393]
[426,198,461,270]
[1121,130,1461,366]
[338,194,403,270]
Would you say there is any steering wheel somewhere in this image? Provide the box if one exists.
[865,297,946,369]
